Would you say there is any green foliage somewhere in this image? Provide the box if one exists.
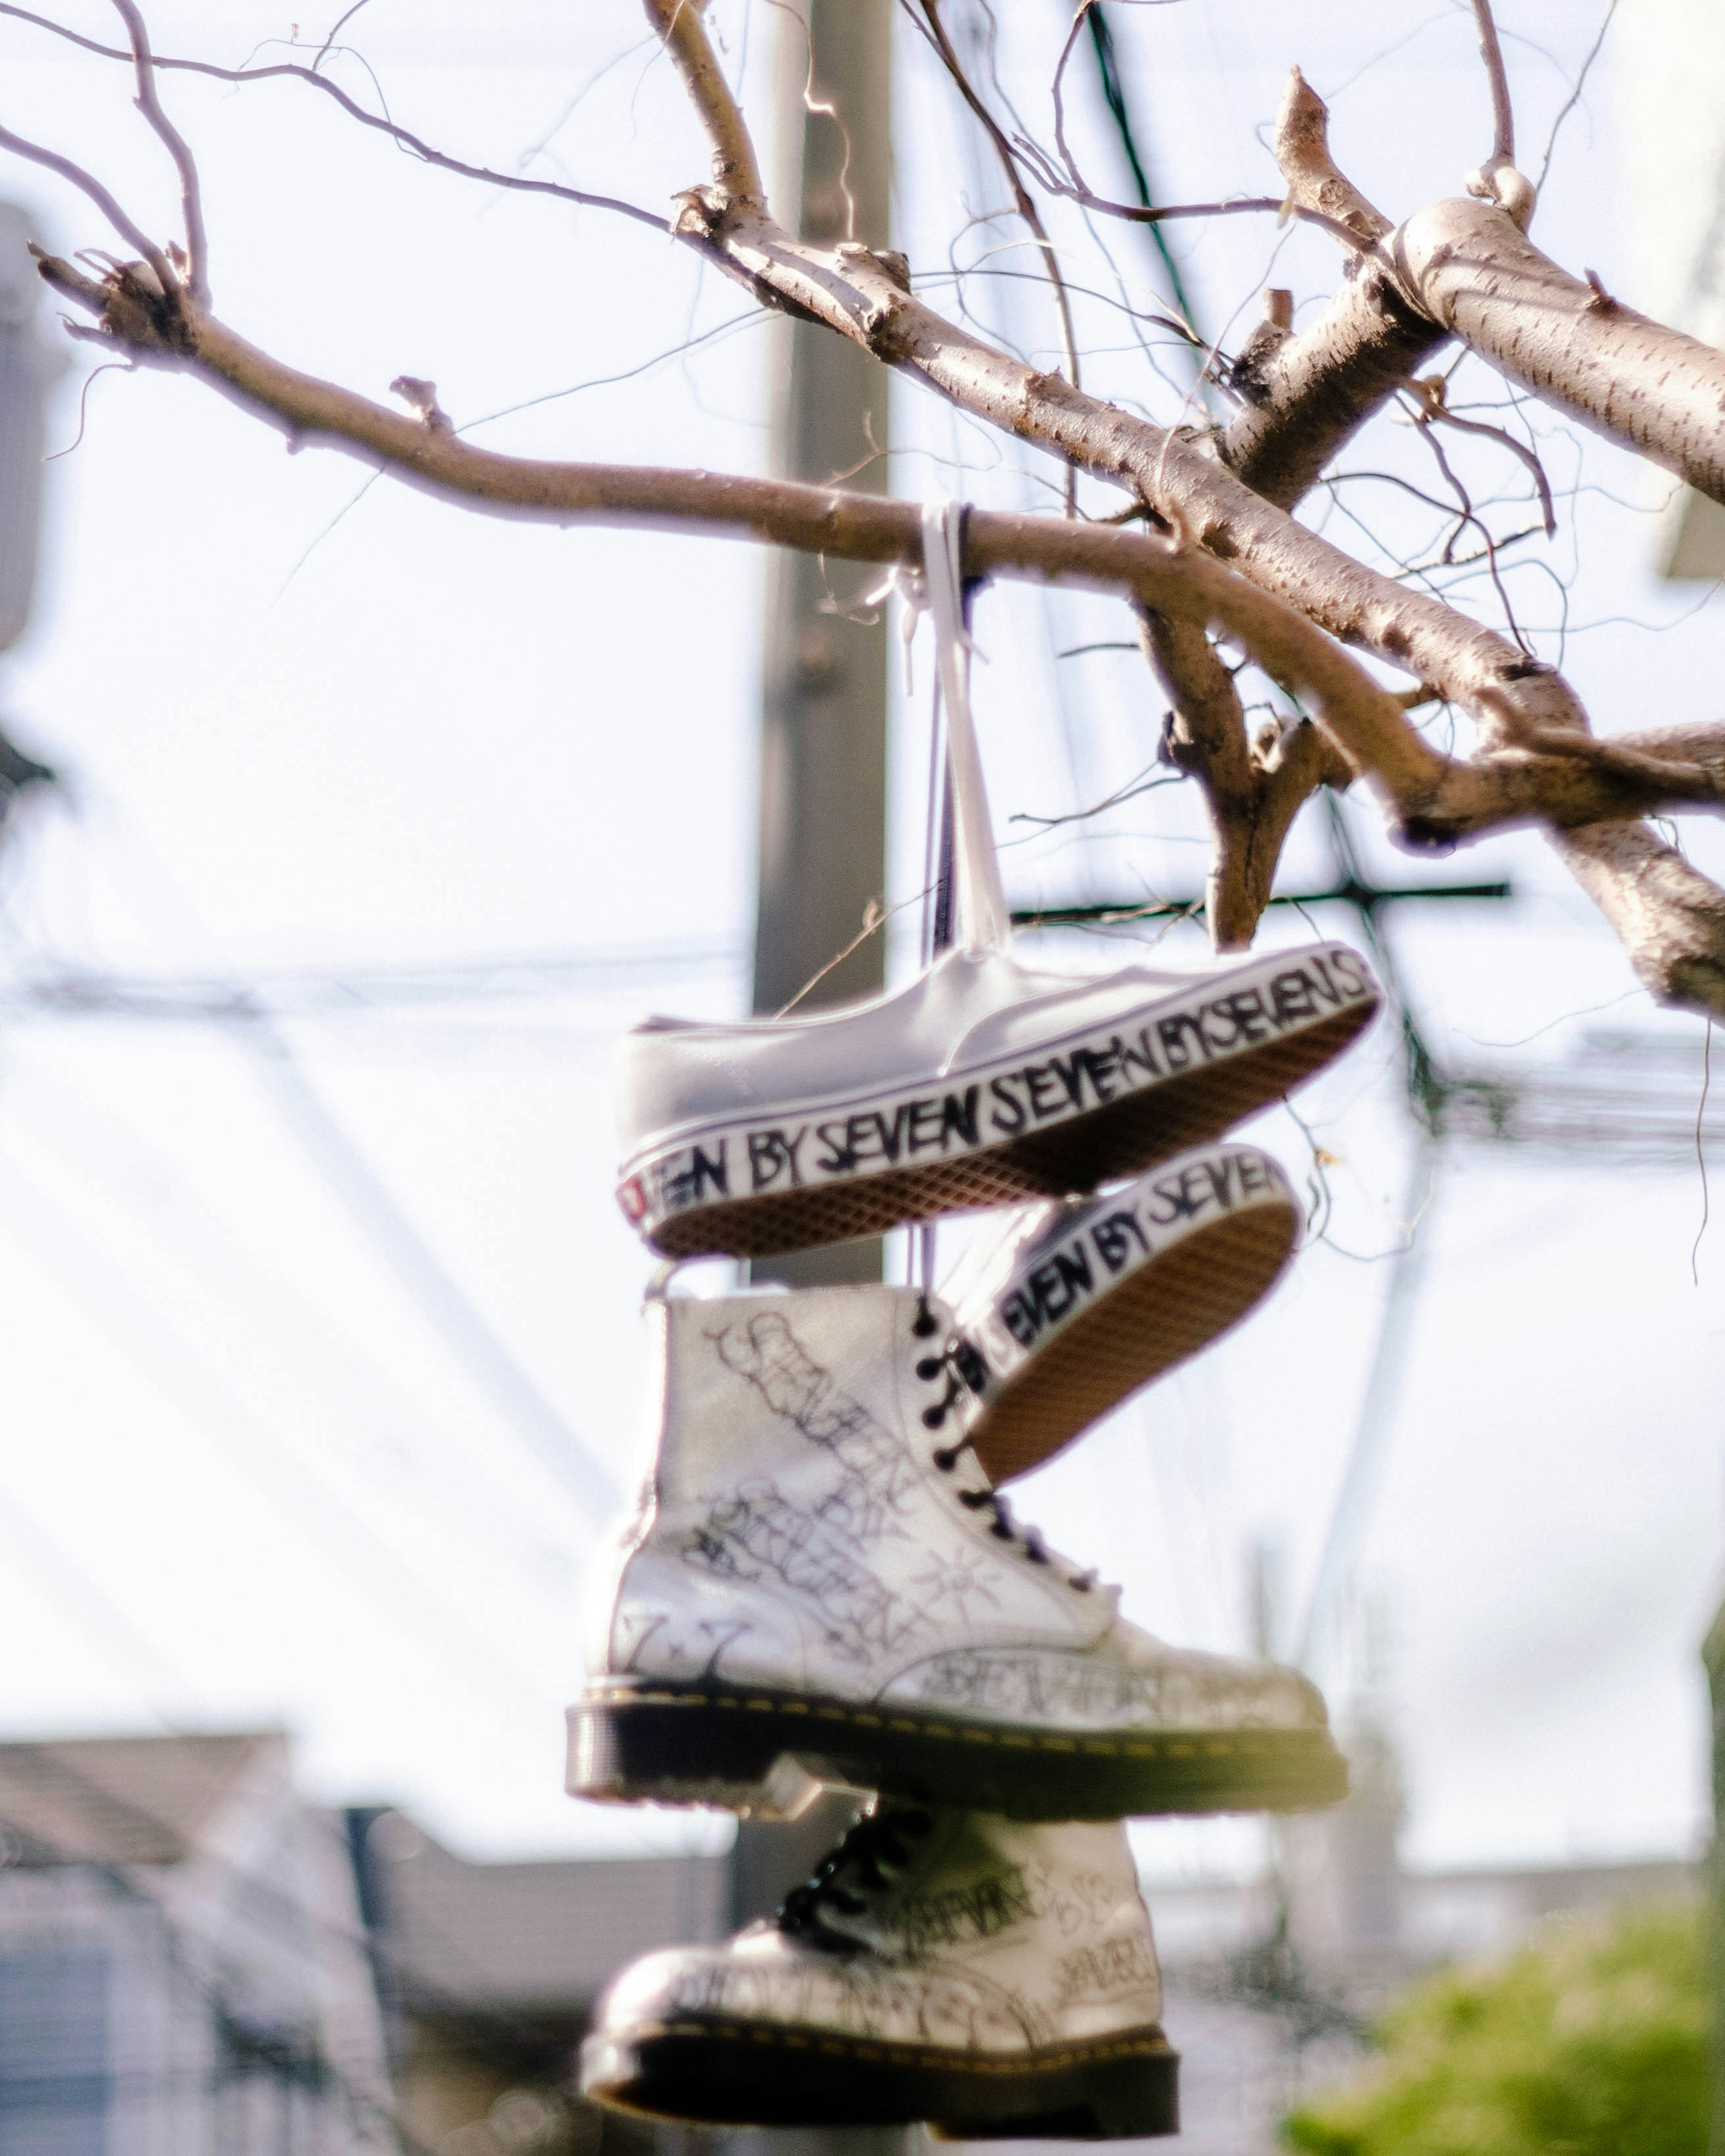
[1283,1900,1708,2156]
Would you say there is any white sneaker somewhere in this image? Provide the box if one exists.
[580,1805,1178,2139]
[942,1139,1300,1486]
[616,941,1378,1258]
[567,1283,1344,1820]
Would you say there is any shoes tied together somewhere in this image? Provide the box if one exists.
[571,932,1378,2138]
[575,512,1381,2140]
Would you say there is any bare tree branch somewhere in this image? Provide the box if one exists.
[34,248,1725,840]
[644,0,764,201]
[909,0,1083,508]
[1393,196,1725,505]
[14,0,1725,1016]
[1219,270,1443,509]
[1269,65,1389,247]
[1139,611,1353,950]
[110,0,206,301]
[1552,823,1725,1015]
[1212,72,1442,507]
[0,121,175,297]
[1469,0,1515,170]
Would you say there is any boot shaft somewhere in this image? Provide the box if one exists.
[818,1809,1164,2035]
[591,1283,1105,1696]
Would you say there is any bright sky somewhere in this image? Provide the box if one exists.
[0,0,1718,1891]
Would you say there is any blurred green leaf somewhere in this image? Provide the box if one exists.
[1282,1900,1707,2156]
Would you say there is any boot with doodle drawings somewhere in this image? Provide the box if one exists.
[572,507,1376,2136]
[581,1807,1181,2140]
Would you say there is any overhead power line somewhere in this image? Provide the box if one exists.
[0,1146,573,1744]
[1086,5,1204,352]
[238,1016,618,1526]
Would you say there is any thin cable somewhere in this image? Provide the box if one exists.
[0,1147,568,1738]
[0,1496,195,1720]
[1294,1134,1441,1674]
[1085,5,1205,362]
[235,1014,617,1526]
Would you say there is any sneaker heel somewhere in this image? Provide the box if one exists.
[566,1695,823,1818]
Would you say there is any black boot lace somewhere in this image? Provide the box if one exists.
[777,1806,934,1950]
[912,1295,1096,1594]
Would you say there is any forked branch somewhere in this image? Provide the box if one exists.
[11,0,1725,1018]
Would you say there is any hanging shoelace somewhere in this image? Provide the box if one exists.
[777,1805,934,1950]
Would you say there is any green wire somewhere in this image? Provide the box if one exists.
[1086,4,1204,352]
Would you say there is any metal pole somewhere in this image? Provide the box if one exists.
[748,0,893,1306]
[730,18,904,2154]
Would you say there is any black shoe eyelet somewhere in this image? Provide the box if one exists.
[912,1306,939,1338]
[915,1357,942,1381]
[932,1444,960,1471]
[921,1405,947,1430]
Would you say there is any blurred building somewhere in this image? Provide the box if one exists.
[0,1731,394,2156]
[0,1725,1695,2156]
[348,1804,725,2156]
[1619,0,1725,575]
[0,1730,728,2156]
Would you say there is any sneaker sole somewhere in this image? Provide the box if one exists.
[623,977,1374,1260]
[582,2017,1179,2138]
[970,1199,1300,1485]
[567,1682,1347,1820]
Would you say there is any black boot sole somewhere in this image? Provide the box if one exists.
[581,2017,1180,2139]
[568,1680,1347,1819]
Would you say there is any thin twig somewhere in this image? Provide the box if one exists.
[312,0,370,73]
[45,361,130,459]
[911,0,1083,509]
[0,120,168,283]
[1535,0,1619,198]
[1027,175,1371,256]
[0,3,663,232]
[1412,386,1557,537]
[110,0,207,301]
[1469,0,1515,167]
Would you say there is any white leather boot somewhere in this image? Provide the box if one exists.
[943,1138,1300,1485]
[581,1805,1178,2139]
[568,1282,1342,1820]
[616,939,1378,1259]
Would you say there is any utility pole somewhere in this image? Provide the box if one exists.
[730,19,902,2147]
[0,201,61,838]
[749,0,893,1286]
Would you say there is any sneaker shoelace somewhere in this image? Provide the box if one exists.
[913,1294,1097,1594]
[777,1805,934,1950]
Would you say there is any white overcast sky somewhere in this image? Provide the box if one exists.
[0,0,1719,1886]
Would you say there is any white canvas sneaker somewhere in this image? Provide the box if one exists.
[943,1139,1301,1486]
[567,1283,1344,1820]
[615,940,1378,1259]
[581,1805,1178,2139]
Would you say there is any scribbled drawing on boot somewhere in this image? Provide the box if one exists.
[570,1283,1345,1820]
[581,1806,1180,2139]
